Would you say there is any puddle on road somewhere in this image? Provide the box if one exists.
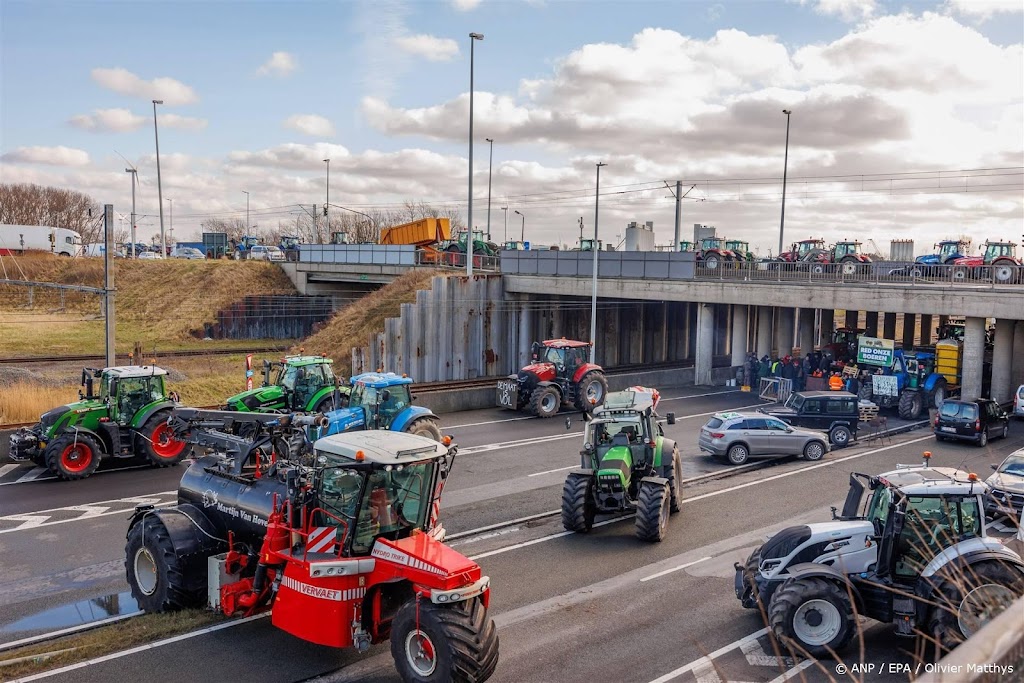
[2,591,139,633]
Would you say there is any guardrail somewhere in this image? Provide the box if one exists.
[694,260,1024,287]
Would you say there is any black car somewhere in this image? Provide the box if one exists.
[761,391,859,447]
[934,398,1009,447]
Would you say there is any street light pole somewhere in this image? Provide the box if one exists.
[167,198,173,248]
[485,137,494,243]
[514,210,524,243]
[242,191,249,235]
[467,32,484,278]
[324,158,330,234]
[125,168,137,258]
[779,109,792,256]
[152,99,166,257]
[590,162,606,365]
[501,206,508,244]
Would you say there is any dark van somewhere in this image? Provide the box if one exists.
[761,391,859,447]
[934,398,1009,447]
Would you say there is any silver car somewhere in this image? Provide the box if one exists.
[985,448,1024,519]
[699,411,831,466]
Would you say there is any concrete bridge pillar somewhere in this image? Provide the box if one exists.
[902,314,916,350]
[991,320,1016,404]
[961,317,986,401]
[518,295,533,370]
[883,312,897,340]
[1012,321,1024,395]
[756,306,772,359]
[919,315,933,346]
[844,310,858,329]
[798,308,815,356]
[865,311,879,338]
[695,303,714,385]
[819,309,835,349]
[774,307,795,357]
[731,305,749,367]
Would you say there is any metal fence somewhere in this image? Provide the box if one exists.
[758,377,793,404]
[693,260,1024,288]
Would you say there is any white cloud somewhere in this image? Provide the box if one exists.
[1,145,91,167]
[283,114,336,138]
[810,0,877,22]
[451,0,481,10]
[161,114,208,131]
[90,67,198,105]
[228,143,350,170]
[256,51,298,77]
[394,34,460,61]
[945,0,1023,20]
[69,108,147,132]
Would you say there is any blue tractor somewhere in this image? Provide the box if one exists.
[858,347,951,419]
[910,239,970,276]
[317,372,442,441]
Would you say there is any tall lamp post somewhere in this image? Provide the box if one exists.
[152,99,166,257]
[467,31,484,277]
[125,168,137,258]
[323,158,331,234]
[242,191,250,234]
[167,198,173,248]
[779,109,792,256]
[589,162,606,365]
[485,138,494,242]
[501,206,508,244]
[514,210,525,243]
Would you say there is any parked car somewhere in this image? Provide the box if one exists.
[699,411,830,466]
[1014,384,1024,420]
[933,398,1009,446]
[249,245,285,262]
[984,448,1024,519]
[170,247,205,260]
[137,251,163,260]
[760,391,859,447]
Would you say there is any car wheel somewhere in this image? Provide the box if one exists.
[979,431,988,447]
[726,443,749,466]
[829,426,852,447]
[1002,424,1009,439]
[802,441,826,461]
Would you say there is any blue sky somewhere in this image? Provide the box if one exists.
[2,0,1022,251]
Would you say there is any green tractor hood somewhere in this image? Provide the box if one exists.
[597,446,634,489]
[223,385,288,412]
[38,398,108,440]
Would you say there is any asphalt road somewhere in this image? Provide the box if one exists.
[2,388,1020,683]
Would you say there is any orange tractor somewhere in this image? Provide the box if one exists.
[496,339,608,417]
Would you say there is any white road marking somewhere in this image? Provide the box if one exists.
[639,556,711,582]
[14,467,47,483]
[0,611,143,653]
[0,463,152,487]
[0,491,177,534]
[528,464,577,477]
[647,629,769,683]
[0,464,20,479]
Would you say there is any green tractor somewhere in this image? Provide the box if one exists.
[444,229,498,264]
[561,388,681,542]
[8,366,191,480]
[223,355,347,414]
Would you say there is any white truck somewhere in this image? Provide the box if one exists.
[0,224,84,257]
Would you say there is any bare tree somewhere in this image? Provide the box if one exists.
[0,183,102,242]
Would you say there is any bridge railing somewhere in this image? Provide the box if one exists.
[418,250,501,272]
[694,260,1023,287]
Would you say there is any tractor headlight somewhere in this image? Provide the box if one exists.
[584,442,592,451]
[437,594,449,603]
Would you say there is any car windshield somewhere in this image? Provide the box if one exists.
[785,394,805,410]
[998,455,1024,476]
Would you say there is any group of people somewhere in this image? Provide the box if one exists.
[743,350,874,396]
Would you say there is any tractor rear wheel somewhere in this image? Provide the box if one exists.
[704,253,721,270]
[530,386,560,418]
[857,380,873,402]
[391,598,499,683]
[739,547,763,609]
[138,412,191,467]
[929,378,948,409]
[768,577,855,657]
[928,560,1024,652]
[407,418,442,442]
[634,480,670,542]
[898,391,923,420]
[574,372,608,412]
[125,516,202,612]
[662,446,683,513]
[991,260,1017,284]
[46,433,103,480]
[561,473,595,533]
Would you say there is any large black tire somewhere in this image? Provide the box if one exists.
[829,425,852,448]
[768,577,856,657]
[390,598,499,683]
[661,445,683,513]
[726,443,749,466]
[313,393,348,413]
[857,380,873,402]
[978,430,988,447]
[739,547,763,609]
[634,480,670,542]
[991,260,1017,284]
[574,372,608,412]
[561,473,595,533]
[704,253,721,270]
[530,386,561,418]
[45,433,103,480]
[138,411,192,467]
[898,391,923,420]
[928,561,1024,652]
[407,418,442,442]
[929,378,948,409]
[125,516,203,612]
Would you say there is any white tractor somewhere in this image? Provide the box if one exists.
[735,454,1024,655]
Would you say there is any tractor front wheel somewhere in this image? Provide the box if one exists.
[739,547,763,609]
[125,516,202,612]
[138,412,191,467]
[930,379,948,409]
[898,391,923,420]
[46,433,102,480]
[662,446,683,513]
[561,473,595,533]
[391,598,499,683]
[634,480,670,542]
[768,577,855,657]
[407,418,442,442]
[574,372,608,412]
[928,560,1024,652]
[530,386,561,418]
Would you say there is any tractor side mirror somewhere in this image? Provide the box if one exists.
[565,416,572,430]
[666,412,676,425]
[991,463,998,471]
[78,389,84,400]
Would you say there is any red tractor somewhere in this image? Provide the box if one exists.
[778,238,828,264]
[830,240,872,274]
[695,236,739,270]
[126,424,499,683]
[496,339,608,418]
[822,327,864,364]
[951,240,1021,284]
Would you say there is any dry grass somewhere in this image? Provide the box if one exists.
[0,609,225,680]
[0,383,80,424]
[301,268,442,377]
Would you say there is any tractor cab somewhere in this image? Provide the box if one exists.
[280,235,300,250]
[503,240,526,251]
[677,240,695,252]
[982,241,1018,263]
[937,240,969,262]
[701,236,726,251]
[833,241,863,259]
[578,238,602,252]
[224,355,339,414]
[313,431,453,555]
[725,240,752,260]
[780,238,826,262]
[104,369,169,425]
[346,374,414,430]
